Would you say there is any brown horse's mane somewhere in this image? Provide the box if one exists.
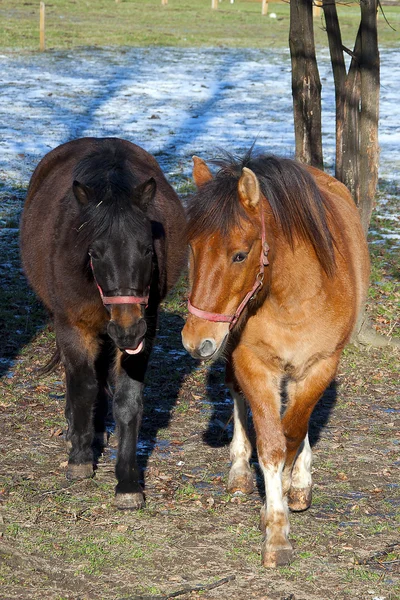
[187,149,336,277]
[74,143,146,245]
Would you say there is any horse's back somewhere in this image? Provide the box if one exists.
[307,165,370,315]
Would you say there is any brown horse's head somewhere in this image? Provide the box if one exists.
[182,151,337,362]
[182,156,268,361]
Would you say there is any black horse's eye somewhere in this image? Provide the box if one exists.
[88,250,99,260]
[145,245,153,256]
[233,252,248,263]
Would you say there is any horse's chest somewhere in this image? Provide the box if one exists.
[242,310,336,379]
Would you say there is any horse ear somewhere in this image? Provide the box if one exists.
[133,177,157,212]
[238,167,260,210]
[192,156,213,187]
[73,180,94,206]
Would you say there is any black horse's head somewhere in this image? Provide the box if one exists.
[73,175,156,355]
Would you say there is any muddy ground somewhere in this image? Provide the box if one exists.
[0,181,399,600]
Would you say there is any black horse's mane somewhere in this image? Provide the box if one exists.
[187,149,336,277]
[73,144,148,244]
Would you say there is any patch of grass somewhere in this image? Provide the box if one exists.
[360,520,390,535]
[367,182,400,338]
[5,522,21,538]
[175,399,190,414]
[162,272,188,315]
[345,566,382,582]
[134,585,162,596]
[174,482,199,500]
[176,178,196,195]
[0,0,399,52]
[298,550,314,559]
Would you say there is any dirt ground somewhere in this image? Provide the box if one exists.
[0,181,399,600]
[0,283,398,598]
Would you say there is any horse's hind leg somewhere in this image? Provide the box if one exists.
[57,322,100,480]
[226,362,254,495]
[286,434,313,511]
[93,337,113,453]
[282,352,341,512]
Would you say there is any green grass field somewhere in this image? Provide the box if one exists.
[1,0,399,51]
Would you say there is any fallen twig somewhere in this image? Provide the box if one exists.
[121,574,236,600]
[360,541,400,571]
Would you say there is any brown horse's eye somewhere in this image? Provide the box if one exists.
[233,252,248,263]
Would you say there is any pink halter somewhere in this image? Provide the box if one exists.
[90,258,149,307]
[188,203,269,330]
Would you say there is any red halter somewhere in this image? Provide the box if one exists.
[188,203,269,330]
[90,258,149,307]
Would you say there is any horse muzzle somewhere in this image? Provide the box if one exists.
[181,316,229,362]
[107,306,147,354]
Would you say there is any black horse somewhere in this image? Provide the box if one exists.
[20,137,187,509]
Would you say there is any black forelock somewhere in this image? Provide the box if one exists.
[73,144,148,245]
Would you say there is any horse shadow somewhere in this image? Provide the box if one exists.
[0,184,47,378]
[202,361,338,498]
[135,309,197,481]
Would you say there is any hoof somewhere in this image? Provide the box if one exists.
[227,469,254,495]
[66,463,94,480]
[288,486,312,512]
[114,492,145,510]
[261,546,293,568]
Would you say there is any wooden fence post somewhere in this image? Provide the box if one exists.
[39,2,45,51]
[211,0,218,9]
[262,0,269,15]
[313,1,322,18]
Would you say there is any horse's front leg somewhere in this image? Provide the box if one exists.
[233,346,291,568]
[225,360,254,495]
[57,322,100,480]
[282,351,341,512]
[113,350,149,510]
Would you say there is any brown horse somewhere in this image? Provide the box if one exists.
[21,137,186,508]
[181,150,370,567]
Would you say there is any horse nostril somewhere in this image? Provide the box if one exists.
[199,338,217,358]
[107,321,118,338]
[137,318,147,337]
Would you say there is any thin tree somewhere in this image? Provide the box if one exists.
[289,0,323,169]
[323,0,380,235]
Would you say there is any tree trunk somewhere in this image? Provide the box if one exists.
[323,0,379,234]
[359,0,380,235]
[341,46,361,206]
[322,0,345,176]
[323,1,361,204]
[289,0,323,169]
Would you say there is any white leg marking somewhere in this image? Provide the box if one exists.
[227,386,253,494]
[229,386,251,464]
[260,459,290,543]
[291,433,313,490]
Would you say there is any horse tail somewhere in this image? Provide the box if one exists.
[37,347,61,376]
